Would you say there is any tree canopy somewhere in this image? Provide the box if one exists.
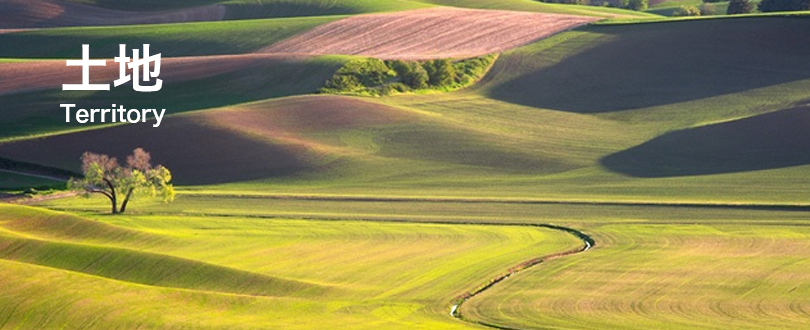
[68,148,174,214]
[727,0,755,13]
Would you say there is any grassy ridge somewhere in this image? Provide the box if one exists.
[0,204,580,330]
[221,0,431,19]
[0,172,61,191]
[0,235,322,296]
[66,0,431,16]
[64,0,650,18]
[418,0,660,17]
[36,193,810,226]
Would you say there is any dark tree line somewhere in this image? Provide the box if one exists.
[758,0,810,12]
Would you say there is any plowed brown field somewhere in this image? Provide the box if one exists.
[262,7,598,59]
[0,54,309,95]
[0,0,224,28]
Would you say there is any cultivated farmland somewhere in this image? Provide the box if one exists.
[263,7,598,59]
[1,1,809,330]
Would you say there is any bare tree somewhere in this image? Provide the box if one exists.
[69,148,174,214]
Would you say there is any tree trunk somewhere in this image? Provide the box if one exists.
[119,188,134,214]
[104,179,118,214]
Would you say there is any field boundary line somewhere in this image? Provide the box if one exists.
[178,192,810,211]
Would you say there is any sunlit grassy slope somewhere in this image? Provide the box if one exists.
[66,0,432,17]
[0,204,580,330]
[464,223,810,330]
[0,171,61,191]
[32,192,810,330]
[63,0,652,19]
[419,0,659,17]
[2,3,809,330]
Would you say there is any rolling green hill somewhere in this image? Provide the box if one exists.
[2,6,810,330]
[3,16,810,203]
[477,16,810,113]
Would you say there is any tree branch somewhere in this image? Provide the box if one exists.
[86,188,113,200]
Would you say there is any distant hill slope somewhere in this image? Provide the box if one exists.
[418,0,659,17]
[3,15,810,202]
[0,0,430,28]
[1,0,650,29]
[0,0,225,28]
[476,16,810,113]
[602,104,810,177]
[0,95,579,185]
[263,7,598,60]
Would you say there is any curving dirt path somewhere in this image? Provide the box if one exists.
[449,223,594,329]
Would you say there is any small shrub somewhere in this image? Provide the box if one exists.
[673,5,702,15]
[387,60,410,76]
[336,58,393,86]
[403,62,430,89]
[322,74,362,92]
[321,55,495,95]
[627,0,648,11]
[727,0,754,14]
[424,59,456,87]
[382,82,411,95]
[453,54,497,85]
[699,3,718,15]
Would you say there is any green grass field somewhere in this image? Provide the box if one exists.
[464,223,810,330]
[1,1,809,329]
[27,194,810,329]
[67,0,432,16]
[0,204,583,330]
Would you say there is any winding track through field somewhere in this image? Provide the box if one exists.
[448,223,594,330]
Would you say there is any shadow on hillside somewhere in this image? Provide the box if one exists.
[486,18,810,113]
[600,105,810,177]
[0,117,312,185]
[0,58,339,140]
